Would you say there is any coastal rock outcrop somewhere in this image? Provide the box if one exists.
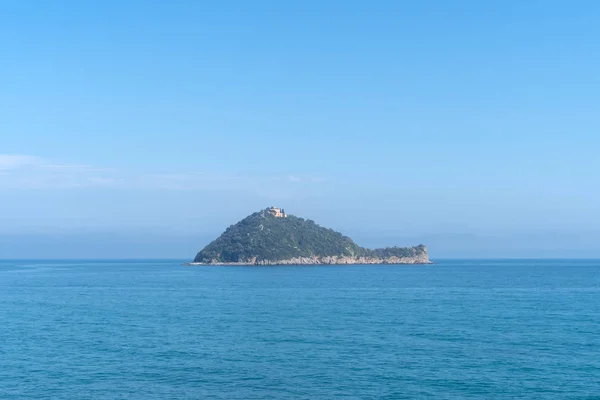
[192,207,431,265]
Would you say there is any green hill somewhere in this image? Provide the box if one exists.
[193,207,429,264]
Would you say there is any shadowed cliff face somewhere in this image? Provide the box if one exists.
[194,208,429,265]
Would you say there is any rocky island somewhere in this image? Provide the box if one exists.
[190,207,431,265]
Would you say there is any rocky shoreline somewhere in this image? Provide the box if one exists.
[185,254,432,266]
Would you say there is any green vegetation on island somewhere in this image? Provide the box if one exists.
[193,207,429,264]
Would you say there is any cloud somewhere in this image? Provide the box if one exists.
[287,175,326,183]
[0,155,43,170]
[0,155,118,189]
[0,154,326,191]
[87,177,124,185]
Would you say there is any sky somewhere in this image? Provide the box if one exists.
[1,0,600,258]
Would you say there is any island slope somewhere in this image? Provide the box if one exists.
[192,207,431,265]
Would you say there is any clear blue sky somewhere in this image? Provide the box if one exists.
[2,1,599,258]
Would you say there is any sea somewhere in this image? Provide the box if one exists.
[1,259,599,399]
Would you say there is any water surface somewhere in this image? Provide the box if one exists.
[1,259,599,399]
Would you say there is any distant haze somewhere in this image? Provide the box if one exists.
[1,229,599,260]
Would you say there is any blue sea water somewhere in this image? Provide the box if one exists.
[1,259,599,399]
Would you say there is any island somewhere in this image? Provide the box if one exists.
[189,207,431,265]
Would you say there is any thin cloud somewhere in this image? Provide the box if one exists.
[0,155,43,170]
[287,175,326,183]
[0,154,327,191]
[87,177,124,185]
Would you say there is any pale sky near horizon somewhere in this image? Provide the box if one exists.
[2,1,600,258]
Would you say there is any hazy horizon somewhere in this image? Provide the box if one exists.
[2,218,600,259]
[2,1,599,258]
